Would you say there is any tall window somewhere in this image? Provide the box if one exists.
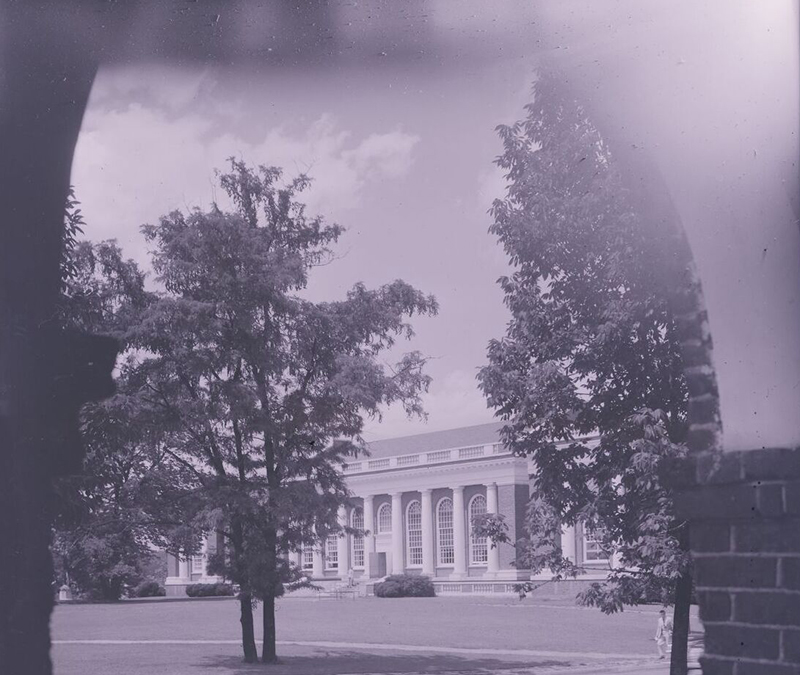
[469,494,488,565]
[377,503,392,533]
[351,507,365,569]
[302,546,314,571]
[406,500,423,566]
[437,498,454,565]
[325,535,339,570]
[583,525,610,562]
[191,555,206,574]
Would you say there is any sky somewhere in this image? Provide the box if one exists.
[71,57,536,442]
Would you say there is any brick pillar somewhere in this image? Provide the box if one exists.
[452,486,467,579]
[675,448,800,674]
[486,483,500,577]
[421,489,435,577]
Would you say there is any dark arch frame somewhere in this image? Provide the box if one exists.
[8,5,791,675]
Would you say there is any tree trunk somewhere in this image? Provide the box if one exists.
[262,593,278,663]
[670,569,692,675]
[239,592,258,663]
[261,526,279,663]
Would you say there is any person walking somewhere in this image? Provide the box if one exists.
[654,609,673,659]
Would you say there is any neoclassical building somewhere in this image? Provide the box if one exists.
[166,422,610,595]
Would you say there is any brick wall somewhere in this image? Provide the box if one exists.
[497,483,521,570]
[669,238,800,672]
[675,447,800,674]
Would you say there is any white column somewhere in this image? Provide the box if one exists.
[452,486,467,578]
[178,554,191,580]
[165,553,185,588]
[197,537,209,579]
[561,524,577,563]
[362,495,375,578]
[337,506,349,576]
[421,489,435,577]
[486,483,500,577]
[391,492,404,574]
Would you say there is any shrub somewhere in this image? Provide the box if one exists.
[132,580,166,598]
[185,582,234,597]
[374,574,435,598]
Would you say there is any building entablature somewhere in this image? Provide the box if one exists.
[344,453,529,498]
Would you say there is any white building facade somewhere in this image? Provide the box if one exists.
[166,423,610,595]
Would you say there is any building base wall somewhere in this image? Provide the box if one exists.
[674,447,800,675]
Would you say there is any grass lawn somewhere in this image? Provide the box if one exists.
[52,595,697,674]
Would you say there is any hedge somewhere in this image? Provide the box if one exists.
[185,582,234,597]
[374,574,435,598]
[131,581,166,598]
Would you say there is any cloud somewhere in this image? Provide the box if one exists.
[72,83,420,267]
[343,129,419,179]
[244,115,420,215]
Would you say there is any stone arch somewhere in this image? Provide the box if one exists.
[7,6,797,674]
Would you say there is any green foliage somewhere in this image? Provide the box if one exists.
[132,581,166,598]
[374,574,436,598]
[129,158,437,659]
[61,187,85,292]
[56,161,436,659]
[53,236,194,602]
[185,583,234,598]
[51,530,151,601]
[478,73,691,613]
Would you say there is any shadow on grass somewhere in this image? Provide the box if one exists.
[199,651,567,674]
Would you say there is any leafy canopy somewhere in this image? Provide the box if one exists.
[54,219,189,600]
[131,159,437,660]
[478,75,689,612]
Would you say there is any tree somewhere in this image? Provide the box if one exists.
[54,233,197,600]
[132,159,437,663]
[477,74,693,675]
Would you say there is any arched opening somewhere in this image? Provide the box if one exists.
[468,494,488,566]
[3,5,798,674]
[351,507,365,570]
[377,503,392,535]
[436,498,455,567]
[405,500,423,567]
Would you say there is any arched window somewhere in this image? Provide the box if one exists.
[377,502,392,533]
[325,535,339,570]
[437,498,454,565]
[406,500,423,566]
[469,494,488,565]
[301,546,314,571]
[351,507,365,569]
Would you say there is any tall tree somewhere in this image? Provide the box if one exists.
[477,75,693,675]
[133,159,437,663]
